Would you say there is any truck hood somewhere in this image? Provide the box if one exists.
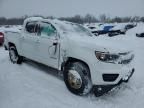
[65,33,131,54]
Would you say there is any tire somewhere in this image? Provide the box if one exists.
[63,62,92,96]
[9,46,23,64]
[136,33,139,37]
[108,33,112,37]
[108,32,115,37]
[120,31,126,35]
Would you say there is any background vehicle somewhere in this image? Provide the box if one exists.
[108,24,127,36]
[136,32,144,37]
[4,17,135,97]
[0,31,4,45]
[125,23,137,30]
[84,24,101,36]
[84,23,114,36]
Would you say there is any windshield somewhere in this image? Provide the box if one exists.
[55,22,93,37]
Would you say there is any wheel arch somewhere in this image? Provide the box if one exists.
[8,42,16,49]
[61,57,92,80]
[8,42,20,55]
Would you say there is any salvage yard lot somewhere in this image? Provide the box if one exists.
[0,23,144,108]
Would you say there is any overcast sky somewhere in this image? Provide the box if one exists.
[0,0,144,18]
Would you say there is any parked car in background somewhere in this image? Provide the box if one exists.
[84,23,114,36]
[84,23,101,36]
[125,23,137,30]
[108,24,127,37]
[86,25,99,36]
[4,17,135,97]
[0,31,4,45]
[4,25,10,28]
[136,32,144,37]
[102,25,114,34]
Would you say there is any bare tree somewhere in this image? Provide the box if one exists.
[99,14,107,23]
[0,15,144,25]
[140,17,144,22]
[111,16,122,23]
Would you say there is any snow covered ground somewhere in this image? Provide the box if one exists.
[0,23,144,108]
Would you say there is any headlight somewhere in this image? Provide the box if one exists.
[95,51,120,63]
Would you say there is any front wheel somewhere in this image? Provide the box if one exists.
[9,46,23,64]
[63,62,92,96]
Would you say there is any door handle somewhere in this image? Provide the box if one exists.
[53,42,58,46]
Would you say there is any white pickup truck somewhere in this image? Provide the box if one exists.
[4,17,135,97]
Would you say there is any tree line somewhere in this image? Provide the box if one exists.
[0,14,144,25]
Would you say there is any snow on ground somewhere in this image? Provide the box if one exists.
[0,23,144,108]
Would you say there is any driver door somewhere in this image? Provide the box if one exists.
[37,21,59,69]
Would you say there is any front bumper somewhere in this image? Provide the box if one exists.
[121,68,134,82]
[93,68,135,97]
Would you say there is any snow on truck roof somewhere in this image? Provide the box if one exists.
[24,17,43,22]
[24,17,74,29]
[24,17,74,25]
[24,17,73,28]
[24,17,93,36]
[25,17,62,23]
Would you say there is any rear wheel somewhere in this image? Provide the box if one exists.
[9,46,23,64]
[64,62,92,96]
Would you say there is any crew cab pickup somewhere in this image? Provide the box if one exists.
[4,17,135,97]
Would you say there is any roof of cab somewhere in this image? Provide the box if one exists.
[24,17,62,25]
[24,17,74,27]
[25,17,43,21]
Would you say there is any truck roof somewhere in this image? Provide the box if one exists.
[23,17,93,36]
[24,17,74,25]
[24,17,76,30]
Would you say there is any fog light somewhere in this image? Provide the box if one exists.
[122,76,129,81]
